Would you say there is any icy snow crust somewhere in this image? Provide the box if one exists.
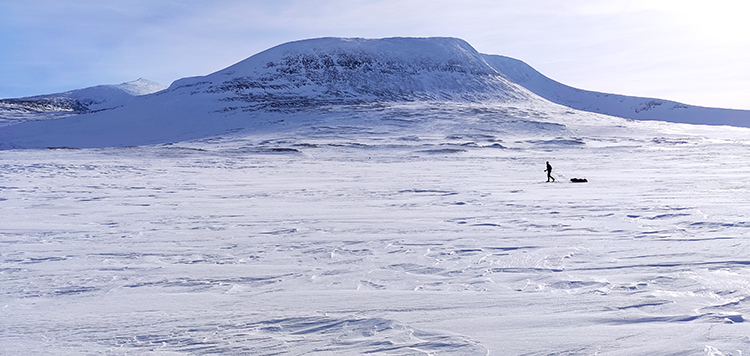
[2,101,750,355]
[1,37,750,354]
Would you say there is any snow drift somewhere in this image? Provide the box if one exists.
[3,38,750,355]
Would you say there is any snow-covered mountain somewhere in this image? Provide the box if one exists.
[1,37,749,149]
[0,38,546,149]
[0,78,166,125]
[483,54,750,126]
[193,37,534,105]
[4,38,750,355]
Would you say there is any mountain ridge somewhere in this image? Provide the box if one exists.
[0,78,166,125]
[1,37,748,149]
[482,54,750,126]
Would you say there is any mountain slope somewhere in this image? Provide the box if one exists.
[2,37,749,150]
[0,38,547,149]
[173,37,536,107]
[482,54,750,127]
[0,78,166,125]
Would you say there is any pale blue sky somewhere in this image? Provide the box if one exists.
[1,0,748,109]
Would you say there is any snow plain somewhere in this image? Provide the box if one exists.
[2,101,750,355]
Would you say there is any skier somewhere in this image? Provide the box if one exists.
[545,161,555,182]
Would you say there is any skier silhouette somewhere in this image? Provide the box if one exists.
[545,161,555,182]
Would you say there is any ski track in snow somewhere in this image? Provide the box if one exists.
[2,105,750,355]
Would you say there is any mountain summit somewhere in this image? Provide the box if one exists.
[171,37,536,108]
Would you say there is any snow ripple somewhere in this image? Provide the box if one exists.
[3,110,750,354]
[104,317,487,356]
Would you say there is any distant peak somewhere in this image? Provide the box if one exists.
[113,78,167,96]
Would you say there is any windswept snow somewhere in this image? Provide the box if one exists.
[2,102,750,354]
[2,37,750,355]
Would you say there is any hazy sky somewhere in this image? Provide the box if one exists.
[1,0,748,109]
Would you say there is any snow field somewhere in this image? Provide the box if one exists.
[2,105,750,355]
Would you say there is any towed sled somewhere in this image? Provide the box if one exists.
[570,178,588,183]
